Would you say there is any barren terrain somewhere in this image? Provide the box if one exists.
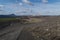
[0,16,60,40]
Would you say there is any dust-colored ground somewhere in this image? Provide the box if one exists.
[21,16,60,40]
[0,16,60,40]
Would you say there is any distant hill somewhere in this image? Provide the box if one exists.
[0,14,16,18]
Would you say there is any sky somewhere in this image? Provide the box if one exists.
[0,0,60,15]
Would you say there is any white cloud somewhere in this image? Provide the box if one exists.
[0,5,4,8]
[39,2,60,15]
[22,0,30,3]
[0,5,4,12]
[19,3,23,6]
[42,0,48,3]
[22,0,33,5]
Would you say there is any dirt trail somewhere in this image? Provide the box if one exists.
[0,23,25,40]
[0,23,37,40]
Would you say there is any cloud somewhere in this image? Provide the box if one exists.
[22,0,33,6]
[19,3,23,6]
[15,0,23,6]
[0,5,4,8]
[39,2,60,15]
[22,0,30,3]
[0,5,4,12]
[15,8,30,13]
[42,0,48,3]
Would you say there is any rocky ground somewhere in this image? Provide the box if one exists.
[0,16,60,40]
[21,16,60,40]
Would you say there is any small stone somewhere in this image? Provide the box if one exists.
[37,36,39,38]
[41,38,43,40]
[46,29,49,31]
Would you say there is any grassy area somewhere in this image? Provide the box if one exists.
[29,18,44,23]
[0,18,16,22]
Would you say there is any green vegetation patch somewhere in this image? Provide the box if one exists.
[0,18,16,22]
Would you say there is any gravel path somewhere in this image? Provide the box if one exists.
[0,23,37,40]
[0,23,25,40]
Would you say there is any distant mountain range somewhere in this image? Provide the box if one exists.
[0,14,16,18]
[0,14,59,18]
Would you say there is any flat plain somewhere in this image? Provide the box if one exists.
[0,16,60,40]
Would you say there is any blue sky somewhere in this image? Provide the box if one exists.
[0,0,60,15]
